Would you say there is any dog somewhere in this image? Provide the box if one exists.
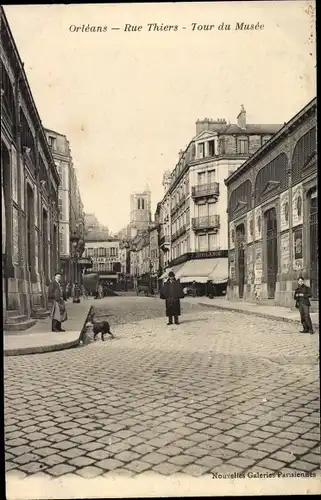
[86,310,114,341]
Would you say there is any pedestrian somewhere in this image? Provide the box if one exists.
[294,276,314,334]
[191,280,197,297]
[160,271,185,325]
[72,282,81,303]
[207,280,214,299]
[47,272,67,332]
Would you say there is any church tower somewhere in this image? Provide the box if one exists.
[130,184,152,231]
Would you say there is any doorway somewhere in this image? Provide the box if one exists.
[42,209,48,282]
[309,190,318,300]
[236,223,245,298]
[26,184,35,275]
[265,207,278,299]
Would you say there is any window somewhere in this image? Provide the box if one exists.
[219,138,226,155]
[198,172,206,185]
[141,198,145,210]
[58,198,63,220]
[137,199,140,209]
[198,203,207,217]
[292,127,316,184]
[93,248,98,257]
[208,203,216,216]
[59,232,64,253]
[238,139,249,154]
[262,136,270,145]
[208,169,216,183]
[254,153,288,205]
[208,140,215,156]
[198,143,205,158]
[209,233,217,250]
[199,235,208,251]
[48,136,56,149]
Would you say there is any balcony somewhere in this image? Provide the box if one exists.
[159,235,170,252]
[192,215,220,232]
[171,225,187,243]
[171,197,186,217]
[1,101,14,135]
[192,182,220,201]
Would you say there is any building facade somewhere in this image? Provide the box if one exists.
[84,235,121,277]
[45,128,85,285]
[225,98,317,308]
[158,107,282,287]
[1,7,60,328]
[85,213,109,235]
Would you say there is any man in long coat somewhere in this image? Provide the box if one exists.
[294,276,314,334]
[160,271,184,325]
[48,272,67,332]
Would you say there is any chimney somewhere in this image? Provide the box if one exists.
[237,105,246,130]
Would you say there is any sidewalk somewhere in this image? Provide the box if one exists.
[4,299,93,356]
[184,296,319,330]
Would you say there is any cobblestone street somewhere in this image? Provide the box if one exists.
[5,297,320,482]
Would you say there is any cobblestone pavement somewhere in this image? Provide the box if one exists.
[5,297,320,480]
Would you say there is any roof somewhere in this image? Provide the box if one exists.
[194,123,282,140]
[225,97,317,186]
[84,231,119,242]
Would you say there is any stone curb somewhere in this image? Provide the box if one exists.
[4,305,92,357]
[197,302,319,331]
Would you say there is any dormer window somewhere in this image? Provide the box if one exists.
[198,143,205,159]
[48,136,56,149]
[238,138,249,154]
[208,140,215,156]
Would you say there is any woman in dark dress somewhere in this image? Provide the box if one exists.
[160,271,185,325]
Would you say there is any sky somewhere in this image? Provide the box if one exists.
[4,2,316,234]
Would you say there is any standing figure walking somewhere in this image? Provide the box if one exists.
[48,272,67,332]
[294,276,314,334]
[160,271,184,325]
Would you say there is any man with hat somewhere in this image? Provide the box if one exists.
[48,272,68,332]
[160,271,185,325]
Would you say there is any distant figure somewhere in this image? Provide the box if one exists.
[47,272,67,332]
[82,284,88,300]
[191,280,197,297]
[160,271,185,325]
[294,276,314,334]
[73,282,81,303]
[207,280,214,299]
[98,284,103,299]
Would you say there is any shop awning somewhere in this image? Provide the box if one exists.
[208,258,228,284]
[176,258,218,283]
[99,275,117,280]
[176,258,228,284]
[159,263,184,280]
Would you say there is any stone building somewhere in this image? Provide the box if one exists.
[84,233,121,284]
[158,107,282,288]
[44,128,85,285]
[130,185,152,232]
[1,7,60,329]
[225,98,317,308]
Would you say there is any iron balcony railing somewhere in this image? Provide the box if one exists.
[192,215,220,231]
[171,197,186,216]
[171,225,187,243]
[192,182,220,200]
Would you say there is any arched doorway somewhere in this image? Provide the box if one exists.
[236,223,245,298]
[309,188,318,299]
[265,207,278,298]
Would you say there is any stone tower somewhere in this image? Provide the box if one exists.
[130,184,152,231]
